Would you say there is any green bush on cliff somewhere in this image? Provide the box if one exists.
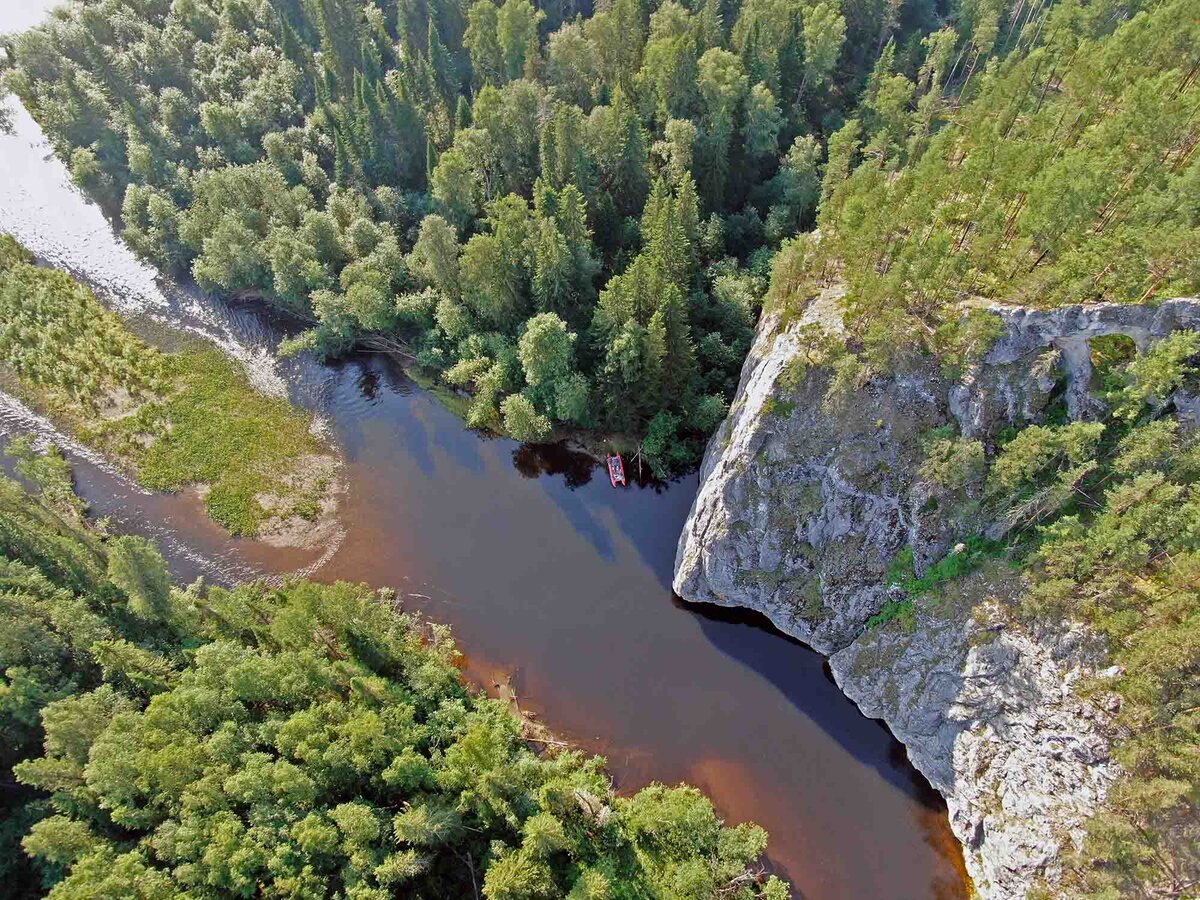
[901,335,1200,897]
[871,537,1004,631]
[1011,341,1200,898]
[849,326,1200,895]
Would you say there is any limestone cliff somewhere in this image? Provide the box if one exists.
[674,292,1200,898]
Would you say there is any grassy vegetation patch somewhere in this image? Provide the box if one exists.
[869,537,1005,631]
[0,235,331,536]
[133,348,323,535]
[865,596,915,630]
[762,396,796,418]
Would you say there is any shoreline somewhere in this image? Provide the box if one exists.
[0,242,346,552]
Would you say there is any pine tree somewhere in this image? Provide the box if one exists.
[799,2,846,97]
[531,218,573,315]
[607,87,650,216]
[553,184,598,304]
[426,134,439,182]
[314,0,363,98]
[640,177,671,248]
[466,0,505,86]
[818,117,861,216]
[427,17,457,101]
[498,0,542,82]
[608,0,648,89]
[696,0,725,51]
[334,129,357,186]
[676,174,700,268]
[656,282,697,402]
[278,18,314,75]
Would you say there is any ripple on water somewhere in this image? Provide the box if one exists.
[0,401,262,587]
[0,390,147,487]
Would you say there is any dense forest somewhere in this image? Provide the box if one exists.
[3,0,939,469]
[10,0,1190,467]
[0,455,787,899]
[2,0,1199,897]
[773,0,1200,381]
[8,0,1191,470]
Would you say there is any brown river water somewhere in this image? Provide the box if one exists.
[0,6,969,895]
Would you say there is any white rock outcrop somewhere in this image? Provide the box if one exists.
[674,294,1200,898]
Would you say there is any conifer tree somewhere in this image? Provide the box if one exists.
[800,2,846,97]
[497,0,542,81]
[11,0,1084,468]
[465,0,504,86]
[313,0,363,98]
[426,17,457,102]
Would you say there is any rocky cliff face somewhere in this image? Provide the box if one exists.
[674,293,1200,898]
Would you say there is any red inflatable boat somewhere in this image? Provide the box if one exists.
[607,453,626,487]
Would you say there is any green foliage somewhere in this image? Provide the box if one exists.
[906,537,1003,597]
[6,0,947,463]
[816,0,1200,366]
[10,1,1200,892]
[106,536,171,622]
[864,597,914,631]
[642,411,693,478]
[870,537,1003,631]
[1110,330,1200,421]
[0,470,786,900]
[933,310,1006,379]
[0,471,177,896]
[0,236,169,415]
[4,438,85,522]
[985,422,1106,535]
[762,396,795,419]
[893,335,1200,896]
[919,431,985,494]
[135,348,328,536]
[500,393,552,442]
[1023,420,1200,897]
[0,236,331,537]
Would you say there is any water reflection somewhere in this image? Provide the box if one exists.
[0,14,970,895]
[512,442,597,488]
[355,368,382,403]
[680,597,944,800]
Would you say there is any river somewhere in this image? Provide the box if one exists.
[0,7,969,897]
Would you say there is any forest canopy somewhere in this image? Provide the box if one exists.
[4,0,1195,468]
[0,458,787,899]
[3,0,941,470]
[770,0,1199,375]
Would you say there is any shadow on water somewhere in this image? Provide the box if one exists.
[512,439,694,572]
[512,442,598,489]
[673,595,949,807]
[306,356,970,899]
[0,38,970,897]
